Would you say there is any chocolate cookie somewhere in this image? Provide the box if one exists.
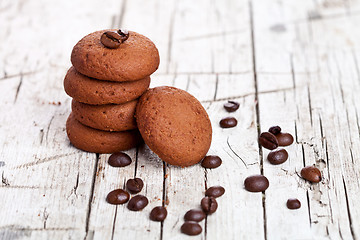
[64,67,150,105]
[135,86,212,167]
[71,30,160,82]
[71,99,137,131]
[66,113,142,153]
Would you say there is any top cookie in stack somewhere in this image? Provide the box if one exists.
[64,29,160,154]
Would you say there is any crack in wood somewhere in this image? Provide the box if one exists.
[14,152,77,169]
[155,71,252,76]
[160,161,167,240]
[14,75,23,103]
[226,137,247,168]
[156,70,320,77]
[171,217,179,230]
[204,211,208,240]
[201,86,296,104]
[118,0,127,27]
[326,225,330,237]
[338,222,344,240]
[178,28,249,42]
[67,172,80,199]
[204,168,208,191]
[298,141,323,163]
[342,177,356,239]
[349,148,355,165]
[166,2,177,74]
[298,10,360,24]
[0,70,41,81]
[43,208,49,229]
[0,225,76,231]
[171,73,177,86]
[84,154,99,240]
[334,55,345,104]
[0,184,43,189]
[213,74,219,101]
[211,49,215,74]
[354,104,360,139]
[294,121,299,145]
[345,108,353,145]
[204,102,213,112]
[45,116,55,143]
[185,75,191,92]
[307,84,313,126]
[290,54,296,92]
[39,129,44,145]
[1,171,10,186]
[325,141,331,183]
[249,1,267,239]
[134,147,139,178]
[110,206,118,240]
[204,168,208,240]
[318,114,325,147]
[327,190,334,224]
[306,190,312,226]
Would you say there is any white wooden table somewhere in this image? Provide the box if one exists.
[1,0,360,239]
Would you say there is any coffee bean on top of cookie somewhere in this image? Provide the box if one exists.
[71,29,159,82]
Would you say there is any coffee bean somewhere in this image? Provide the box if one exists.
[300,166,321,183]
[181,221,202,236]
[127,195,148,211]
[267,149,288,165]
[287,198,301,209]
[259,132,279,150]
[268,126,281,135]
[201,197,218,214]
[106,189,130,205]
[100,31,122,49]
[184,209,206,222]
[244,175,269,192]
[224,101,239,112]
[205,186,225,198]
[126,178,144,194]
[108,152,132,167]
[201,155,222,169]
[117,29,129,42]
[219,117,237,128]
[276,133,294,146]
[150,206,167,221]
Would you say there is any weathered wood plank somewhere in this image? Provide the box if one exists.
[0,70,96,237]
[253,0,360,239]
[0,1,123,239]
[1,0,360,239]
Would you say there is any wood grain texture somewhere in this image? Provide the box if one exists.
[1,0,360,239]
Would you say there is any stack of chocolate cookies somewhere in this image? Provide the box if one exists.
[64,29,160,153]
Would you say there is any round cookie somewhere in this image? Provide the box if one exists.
[135,86,212,167]
[71,30,160,82]
[71,99,137,131]
[66,113,142,153]
[64,67,150,105]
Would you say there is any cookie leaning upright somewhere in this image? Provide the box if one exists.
[71,30,160,82]
[136,86,212,167]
